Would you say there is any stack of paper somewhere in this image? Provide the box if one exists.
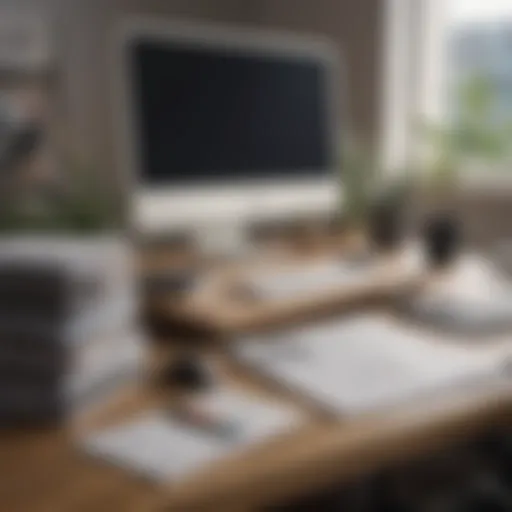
[0,237,144,423]
[234,316,510,415]
[403,254,512,335]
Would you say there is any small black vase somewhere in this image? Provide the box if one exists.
[423,213,461,268]
[368,201,404,252]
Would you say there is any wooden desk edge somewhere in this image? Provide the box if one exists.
[150,269,430,337]
[163,378,512,511]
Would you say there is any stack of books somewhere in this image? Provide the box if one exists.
[0,237,144,424]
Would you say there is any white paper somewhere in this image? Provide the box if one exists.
[235,316,510,415]
[81,388,302,481]
[405,255,512,334]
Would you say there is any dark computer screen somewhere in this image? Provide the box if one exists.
[130,39,332,186]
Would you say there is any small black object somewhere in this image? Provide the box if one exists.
[0,125,42,173]
[477,433,512,487]
[423,213,461,267]
[368,200,404,251]
[452,476,512,512]
[162,356,212,390]
[366,472,412,512]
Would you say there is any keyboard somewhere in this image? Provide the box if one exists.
[245,259,376,301]
[244,244,426,301]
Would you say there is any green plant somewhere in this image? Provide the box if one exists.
[0,156,121,234]
[340,137,376,229]
[375,172,414,212]
[421,75,512,187]
[53,158,121,232]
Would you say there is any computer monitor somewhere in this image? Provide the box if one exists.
[114,19,341,238]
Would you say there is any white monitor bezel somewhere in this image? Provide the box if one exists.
[112,18,343,235]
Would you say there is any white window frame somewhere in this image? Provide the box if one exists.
[380,0,512,189]
[379,0,448,174]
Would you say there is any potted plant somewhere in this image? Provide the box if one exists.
[0,154,122,234]
[0,149,128,281]
[338,136,376,251]
[367,174,413,252]
[339,136,413,254]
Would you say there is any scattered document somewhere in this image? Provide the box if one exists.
[234,316,511,415]
[81,388,302,482]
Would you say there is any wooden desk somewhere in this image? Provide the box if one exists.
[4,329,511,512]
[4,243,512,511]
[165,377,512,510]
[0,387,161,512]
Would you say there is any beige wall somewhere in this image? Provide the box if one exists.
[53,0,259,201]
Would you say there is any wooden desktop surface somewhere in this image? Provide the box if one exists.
[145,236,428,337]
[3,341,511,512]
[3,238,512,511]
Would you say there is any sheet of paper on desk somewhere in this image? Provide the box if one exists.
[81,388,303,482]
[234,316,511,415]
[405,255,512,334]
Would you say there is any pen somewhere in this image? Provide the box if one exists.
[167,401,239,442]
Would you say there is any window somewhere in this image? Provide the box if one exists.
[381,0,512,172]
[447,0,512,122]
